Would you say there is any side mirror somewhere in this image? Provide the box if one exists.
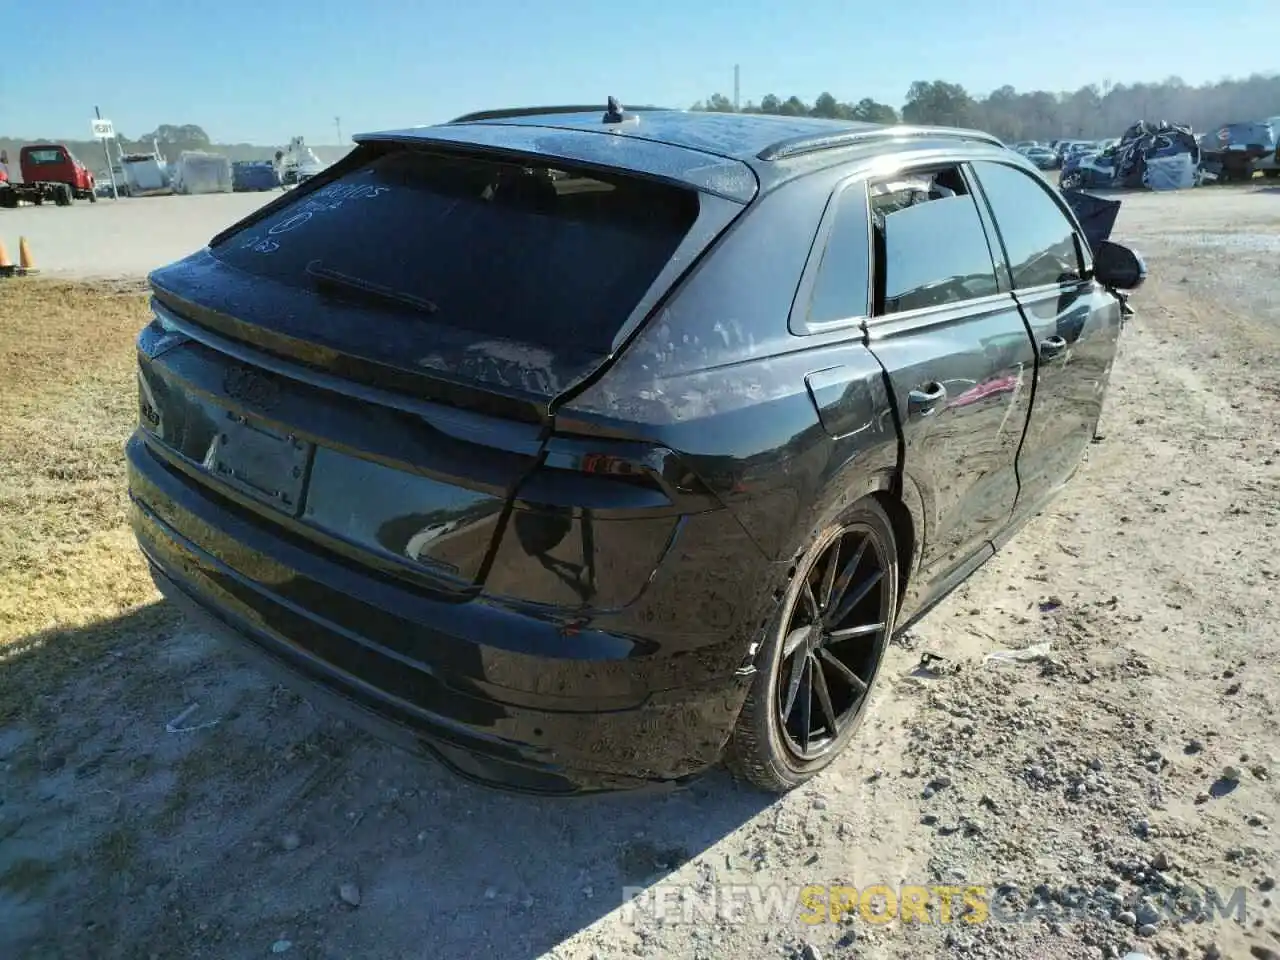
[1093,240,1146,291]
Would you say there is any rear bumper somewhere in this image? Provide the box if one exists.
[128,434,754,795]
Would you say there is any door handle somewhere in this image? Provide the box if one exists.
[1040,336,1068,360]
[907,382,947,416]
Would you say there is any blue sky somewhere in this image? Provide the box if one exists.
[4,0,1275,145]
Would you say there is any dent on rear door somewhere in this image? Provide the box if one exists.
[867,301,1035,596]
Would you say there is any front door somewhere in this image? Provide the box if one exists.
[968,160,1124,520]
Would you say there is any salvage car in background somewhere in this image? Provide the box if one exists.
[1199,120,1275,182]
[1252,116,1280,179]
[1059,146,1105,189]
[96,166,131,198]
[129,103,1145,795]
[1061,121,1199,190]
[1053,140,1088,168]
[232,160,281,192]
[1024,145,1057,169]
[1064,142,1096,162]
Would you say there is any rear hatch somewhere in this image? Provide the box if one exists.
[143,129,754,590]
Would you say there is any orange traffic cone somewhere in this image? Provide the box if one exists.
[0,238,12,277]
[17,236,37,276]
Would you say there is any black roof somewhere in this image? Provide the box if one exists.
[446,109,890,161]
[444,108,1000,160]
[357,106,1010,202]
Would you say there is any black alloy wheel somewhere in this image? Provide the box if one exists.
[775,520,891,760]
[727,497,898,792]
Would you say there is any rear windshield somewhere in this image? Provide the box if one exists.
[210,146,700,355]
[25,149,65,164]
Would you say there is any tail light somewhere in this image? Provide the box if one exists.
[531,433,718,512]
[481,434,721,609]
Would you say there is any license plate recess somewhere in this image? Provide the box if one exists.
[209,412,311,514]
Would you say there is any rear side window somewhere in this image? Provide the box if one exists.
[971,161,1084,290]
[210,146,699,355]
[806,186,871,325]
[869,168,999,316]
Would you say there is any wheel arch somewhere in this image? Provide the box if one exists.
[871,488,916,613]
[785,464,925,616]
[725,473,910,791]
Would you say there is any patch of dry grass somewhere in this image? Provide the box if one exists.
[0,280,158,648]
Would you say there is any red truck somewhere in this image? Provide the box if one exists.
[0,143,97,207]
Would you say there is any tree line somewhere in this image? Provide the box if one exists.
[692,73,1280,142]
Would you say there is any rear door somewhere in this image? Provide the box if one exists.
[860,164,1038,597]
[968,159,1122,520]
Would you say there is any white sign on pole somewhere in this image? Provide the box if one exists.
[91,118,115,140]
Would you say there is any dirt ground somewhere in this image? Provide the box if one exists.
[1,184,1278,960]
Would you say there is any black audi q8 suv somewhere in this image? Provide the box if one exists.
[129,99,1145,794]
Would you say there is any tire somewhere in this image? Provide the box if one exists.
[64,185,75,205]
[726,496,899,792]
[88,189,97,202]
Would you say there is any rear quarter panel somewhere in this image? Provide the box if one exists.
[557,168,912,572]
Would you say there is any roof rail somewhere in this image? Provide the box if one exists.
[757,124,1005,162]
[450,104,670,124]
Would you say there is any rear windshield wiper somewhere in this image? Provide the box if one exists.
[304,259,438,315]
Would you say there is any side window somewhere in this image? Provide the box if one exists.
[806,185,871,326]
[869,166,1000,316]
[971,160,1085,290]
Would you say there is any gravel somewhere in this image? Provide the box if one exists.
[3,186,1279,960]
[337,882,361,907]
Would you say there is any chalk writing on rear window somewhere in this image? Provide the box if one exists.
[240,183,391,254]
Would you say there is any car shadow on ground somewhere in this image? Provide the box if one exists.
[0,601,775,959]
